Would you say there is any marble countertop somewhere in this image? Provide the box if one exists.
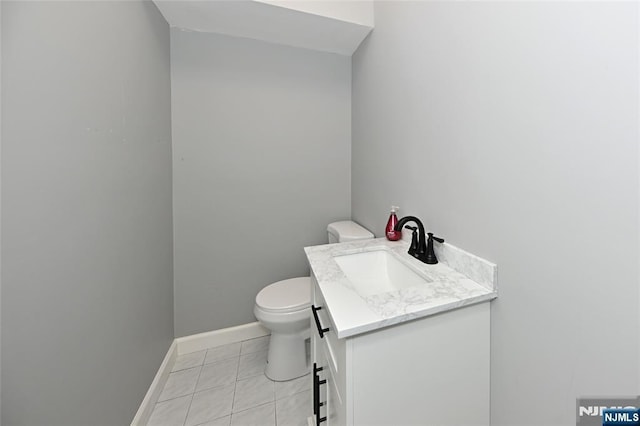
[304,237,498,339]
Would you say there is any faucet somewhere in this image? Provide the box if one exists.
[394,216,427,262]
[394,216,445,264]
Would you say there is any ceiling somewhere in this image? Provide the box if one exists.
[153,0,374,56]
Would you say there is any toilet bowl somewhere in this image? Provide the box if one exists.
[254,277,311,381]
[254,221,374,381]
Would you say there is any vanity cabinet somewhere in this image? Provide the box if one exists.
[310,272,491,426]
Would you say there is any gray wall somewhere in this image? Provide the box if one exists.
[171,30,351,337]
[352,2,638,425]
[2,2,174,425]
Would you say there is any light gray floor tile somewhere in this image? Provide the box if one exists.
[231,402,275,426]
[185,383,235,426]
[196,357,239,392]
[205,342,241,365]
[159,367,201,402]
[240,336,270,355]
[193,415,231,426]
[144,337,310,426]
[173,350,206,372]
[147,394,192,426]
[233,374,274,413]
[237,350,267,379]
[275,390,311,426]
[274,374,311,400]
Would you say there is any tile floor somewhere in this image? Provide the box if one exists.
[147,336,312,426]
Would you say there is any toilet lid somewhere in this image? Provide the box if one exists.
[256,277,311,313]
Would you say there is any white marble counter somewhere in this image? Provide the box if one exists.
[304,237,497,338]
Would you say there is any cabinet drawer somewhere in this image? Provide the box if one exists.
[311,278,341,369]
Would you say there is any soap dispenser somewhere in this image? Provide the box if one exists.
[385,206,402,241]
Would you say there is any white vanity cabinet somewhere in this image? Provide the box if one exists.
[310,272,491,426]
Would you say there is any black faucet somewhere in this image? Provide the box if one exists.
[394,216,445,264]
[394,216,427,261]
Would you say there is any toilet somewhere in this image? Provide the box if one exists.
[254,220,374,381]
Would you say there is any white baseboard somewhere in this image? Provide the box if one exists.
[130,339,177,426]
[131,322,270,425]
[176,321,269,355]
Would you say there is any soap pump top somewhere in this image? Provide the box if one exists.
[385,206,402,241]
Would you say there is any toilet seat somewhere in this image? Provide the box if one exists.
[256,277,310,313]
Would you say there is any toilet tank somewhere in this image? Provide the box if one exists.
[327,221,374,243]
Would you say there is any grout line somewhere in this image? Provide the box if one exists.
[273,374,311,401]
[179,393,194,426]
[228,381,239,425]
[172,350,206,373]
[232,400,274,414]
[229,400,276,424]
[230,354,241,415]
[274,393,279,426]
[203,342,241,366]
[181,364,205,426]
[157,366,202,404]
[239,335,270,356]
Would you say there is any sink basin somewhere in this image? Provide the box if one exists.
[332,250,432,297]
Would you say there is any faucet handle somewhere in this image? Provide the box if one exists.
[405,226,419,255]
[427,232,444,244]
[425,233,444,264]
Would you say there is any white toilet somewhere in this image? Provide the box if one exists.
[253,220,374,381]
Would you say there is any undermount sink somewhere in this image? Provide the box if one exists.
[332,249,433,297]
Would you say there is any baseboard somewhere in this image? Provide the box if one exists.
[130,339,177,426]
[176,321,269,355]
[131,321,270,425]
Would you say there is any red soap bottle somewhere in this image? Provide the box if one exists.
[385,206,402,241]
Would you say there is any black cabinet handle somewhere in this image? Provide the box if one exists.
[313,363,327,425]
[313,363,321,415]
[311,305,330,338]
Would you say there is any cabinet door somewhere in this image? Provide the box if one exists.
[313,343,348,426]
[350,302,490,425]
[325,357,346,426]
